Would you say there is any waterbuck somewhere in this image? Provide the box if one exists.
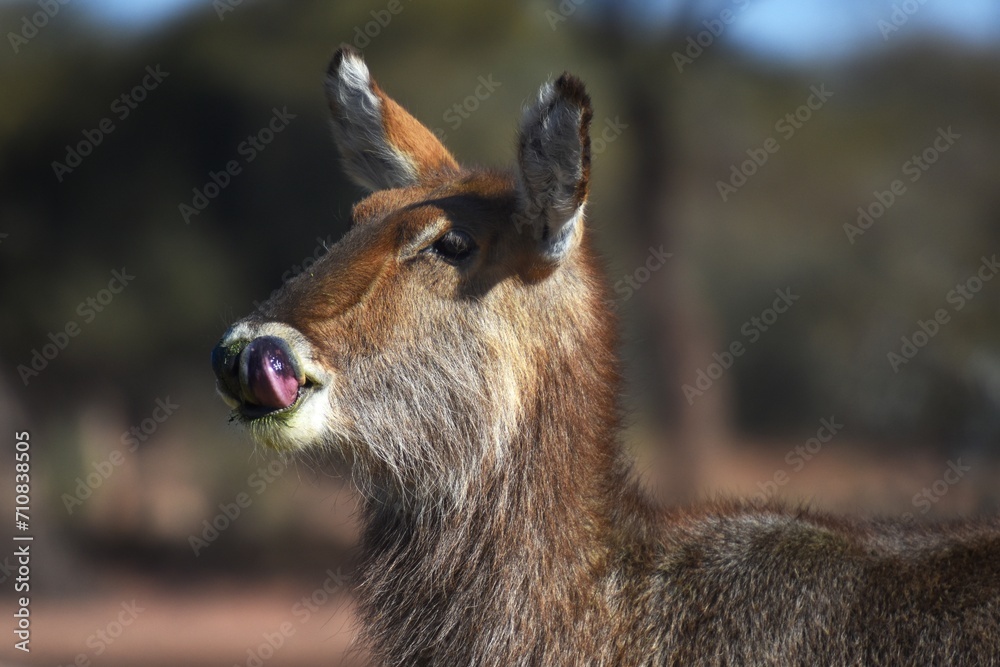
[212,46,1000,665]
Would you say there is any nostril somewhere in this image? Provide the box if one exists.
[238,336,303,410]
[212,343,233,379]
[212,341,245,400]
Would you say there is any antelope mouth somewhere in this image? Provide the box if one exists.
[212,333,324,423]
[231,379,319,422]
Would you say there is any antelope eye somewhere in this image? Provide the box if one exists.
[430,230,477,264]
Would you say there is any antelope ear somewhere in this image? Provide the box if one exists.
[324,46,459,192]
[515,73,592,262]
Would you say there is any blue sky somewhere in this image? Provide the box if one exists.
[4,0,999,61]
[727,0,1000,61]
[74,0,204,27]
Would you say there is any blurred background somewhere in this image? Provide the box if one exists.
[2,0,1000,664]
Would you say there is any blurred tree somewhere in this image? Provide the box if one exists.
[576,0,739,499]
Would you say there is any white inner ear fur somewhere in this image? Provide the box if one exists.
[517,81,586,260]
[326,54,418,191]
[541,206,584,260]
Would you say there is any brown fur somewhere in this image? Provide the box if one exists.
[214,49,1000,666]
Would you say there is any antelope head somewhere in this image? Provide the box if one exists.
[212,47,613,505]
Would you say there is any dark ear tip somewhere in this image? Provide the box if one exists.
[554,72,591,112]
[328,44,362,77]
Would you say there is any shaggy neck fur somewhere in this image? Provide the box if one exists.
[352,241,630,666]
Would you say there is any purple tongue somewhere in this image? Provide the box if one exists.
[242,338,301,409]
